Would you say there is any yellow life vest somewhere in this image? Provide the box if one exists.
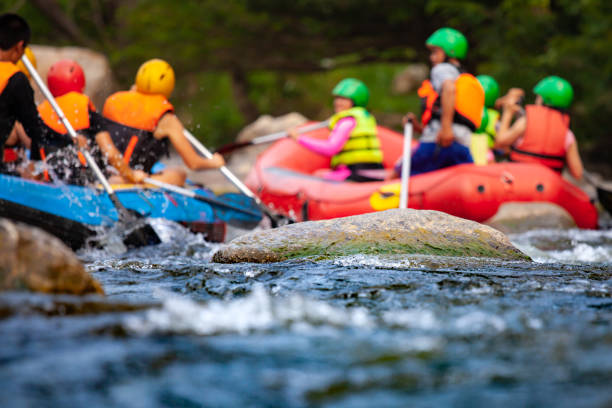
[329,107,382,168]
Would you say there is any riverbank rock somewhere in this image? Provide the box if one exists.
[166,113,309,193]
[0,219,103,295]
[391,64,429,94]
[485,202,576,234]
[213,209,530,263]
[30,45,117,108]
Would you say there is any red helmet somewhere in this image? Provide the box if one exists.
[47,59,86,97]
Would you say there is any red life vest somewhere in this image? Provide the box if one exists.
[38,92,95,134]
[418,79,437,127]
[510,104,569,171]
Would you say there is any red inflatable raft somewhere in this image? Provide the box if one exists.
[245,124,598,229]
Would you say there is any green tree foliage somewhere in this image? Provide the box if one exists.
[2,0,611,163]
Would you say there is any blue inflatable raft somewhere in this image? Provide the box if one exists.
[0,173,262,249]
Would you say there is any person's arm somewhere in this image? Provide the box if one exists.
[95,130,146,183]
[437,79,456,147]
[402,113,423,133]
[494,103,526,149]
[6,74,72,154]
[565,131,583,180]
[291,117,355,157]
[154,113,225,170]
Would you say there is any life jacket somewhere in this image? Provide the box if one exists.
[102,91,173,172]
[430,72,485,131]
[418,79,438,127]
[37,92,95,134]
[0,62,20,94]
[329,107,383,168]
[510,104,569,171]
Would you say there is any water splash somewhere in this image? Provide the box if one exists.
[510,228,612,264]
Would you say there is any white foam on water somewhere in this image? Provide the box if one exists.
[124,285,373,336]
[333,254,424,269]
[510,228,612,264]
[542,243,611,264]
[382,309,439,330]
[452,311,507,334]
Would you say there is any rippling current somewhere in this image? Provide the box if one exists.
[1,221,611,407]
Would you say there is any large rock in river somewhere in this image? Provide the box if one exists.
[213,209,530,263]
[0,219,103,295]
[485,202,576,234]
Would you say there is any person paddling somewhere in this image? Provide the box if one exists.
[0,13,74,175]
[101,59,225,186]
[470,75,500,165]
[398,28,485,175]
[35,59,119,184]
[288,78,384,182]
[495,76,584,180]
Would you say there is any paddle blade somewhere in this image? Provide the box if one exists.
[122,223,162,248]
[215,141,251,155]
[597,186,612,215]
[214,192,263,228]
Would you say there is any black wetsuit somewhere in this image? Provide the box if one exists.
[0,71,72,172]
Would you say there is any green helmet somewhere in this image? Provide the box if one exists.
[533,76,574,109]
[476,106,489,133]
[426,27,468,60]
[477,75,500,108]
[332,78,370,107]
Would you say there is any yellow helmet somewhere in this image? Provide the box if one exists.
[135,58,175,98]
[16,46,36,79]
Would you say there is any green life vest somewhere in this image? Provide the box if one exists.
[329,107,383,168]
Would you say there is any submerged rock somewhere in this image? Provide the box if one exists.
[485,202,576,234]
[0,219,103,295]
[213,209,530,263]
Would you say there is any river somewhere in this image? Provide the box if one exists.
[1,221,611,407]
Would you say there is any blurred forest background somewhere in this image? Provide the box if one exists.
[3,0,611,166]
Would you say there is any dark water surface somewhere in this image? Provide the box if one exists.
[1,222,611,407]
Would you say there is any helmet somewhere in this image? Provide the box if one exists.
[476,106,489,133]
[16,46,36,79]
[426,28,468,60]
[135,59,175,98]
[533,76,573,109]
[47,59,86,97]
[332,78,369,107]
[476,75,499,108]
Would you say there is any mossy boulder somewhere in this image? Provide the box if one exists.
[0,219,103,295]
[213,209,530,263]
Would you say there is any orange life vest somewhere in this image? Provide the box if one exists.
[454,73,484,130]
[510,104,569,171]
[427,73,485,131]
[102,91,174,132]
[37,92,95,134]
[102,91,174,172]
[418,79,438,127]
[0,61,20,94]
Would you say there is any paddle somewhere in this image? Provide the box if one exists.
[399,122,413,209]
[143,177,262,218]
[182,129,292,226]
[21,54,161,248]
[215,120,330,155]
[583,171,612,215]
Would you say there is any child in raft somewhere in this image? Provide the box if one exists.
[288,78,384,182]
